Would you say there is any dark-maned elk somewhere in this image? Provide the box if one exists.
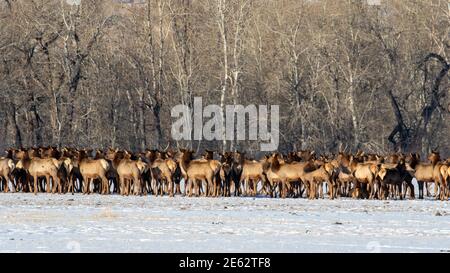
[11,149,33,192]
[377,161,415,200]
[219,152,234,197]
[296,150,316,162]
[54,157,72,194]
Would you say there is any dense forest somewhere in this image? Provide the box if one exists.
[0,0,449,156]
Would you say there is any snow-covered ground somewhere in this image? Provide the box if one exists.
[0,193,449,253]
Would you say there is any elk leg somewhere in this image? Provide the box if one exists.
[425,182,431,197]
[168,177,174,197]
[3,176,8,193]
[102,175,109,195]
[281,180,287,199]
[52,176,57,194]
[68,177,73,195]
[194,179,199,197]
[317,182,322,199]
[186,179,191,197]
[37,178,42,192]
[206,177,213,198]
[159,178,164,196]
[82,177,87,194]
[408,182,415,199]
[45,175,50,193]
[33,175,38,195]
[310,182,316,199]
[327,180,334,200]
[418,181,424,199]
[133,176,139,196]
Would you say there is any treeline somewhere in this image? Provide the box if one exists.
[0,0,449,156]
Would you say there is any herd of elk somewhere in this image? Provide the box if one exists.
[0,146,449,200]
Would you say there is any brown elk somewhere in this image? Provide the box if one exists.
[143,150,177,197]
[408,152,442,199]
[349,155,379,199]
[333,152,356,197]
[75,150,110,195]
[166,149,183,195]
[440,161,450,199]
[296,150,316,161]
[233,151,267,197]
[121,151,147,196]
[265,153,316,198]
[28,157,62,195]
[177,149,215,197]
[201,150,222,197]
[0,151,15,193]
[301,162,335,199]
[105,149,144,196]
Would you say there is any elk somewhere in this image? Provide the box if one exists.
[121,151,147,196]
[219,152,234,197]
[201,150,222,197]
[265,153,316,198]
[11,149,33,192]
[75,150,110,195]
[440,161,450,199]
[143,150,177,197]
[377,161,415,200]
[233,151,267,197]
[28,157,62,195]
[333,152,357,197]
[301,162,336,199]
[54,157,72,194]
[177,149,215,197]
[105,149,143,196]
[0,151,15,193]
[349,156,379,199]
[166,149,183,195]
[408,152,442,199]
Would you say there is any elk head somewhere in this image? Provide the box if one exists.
[202,149,214,160]
[428,151,440,165]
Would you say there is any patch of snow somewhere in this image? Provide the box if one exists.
[0,193,449,252]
